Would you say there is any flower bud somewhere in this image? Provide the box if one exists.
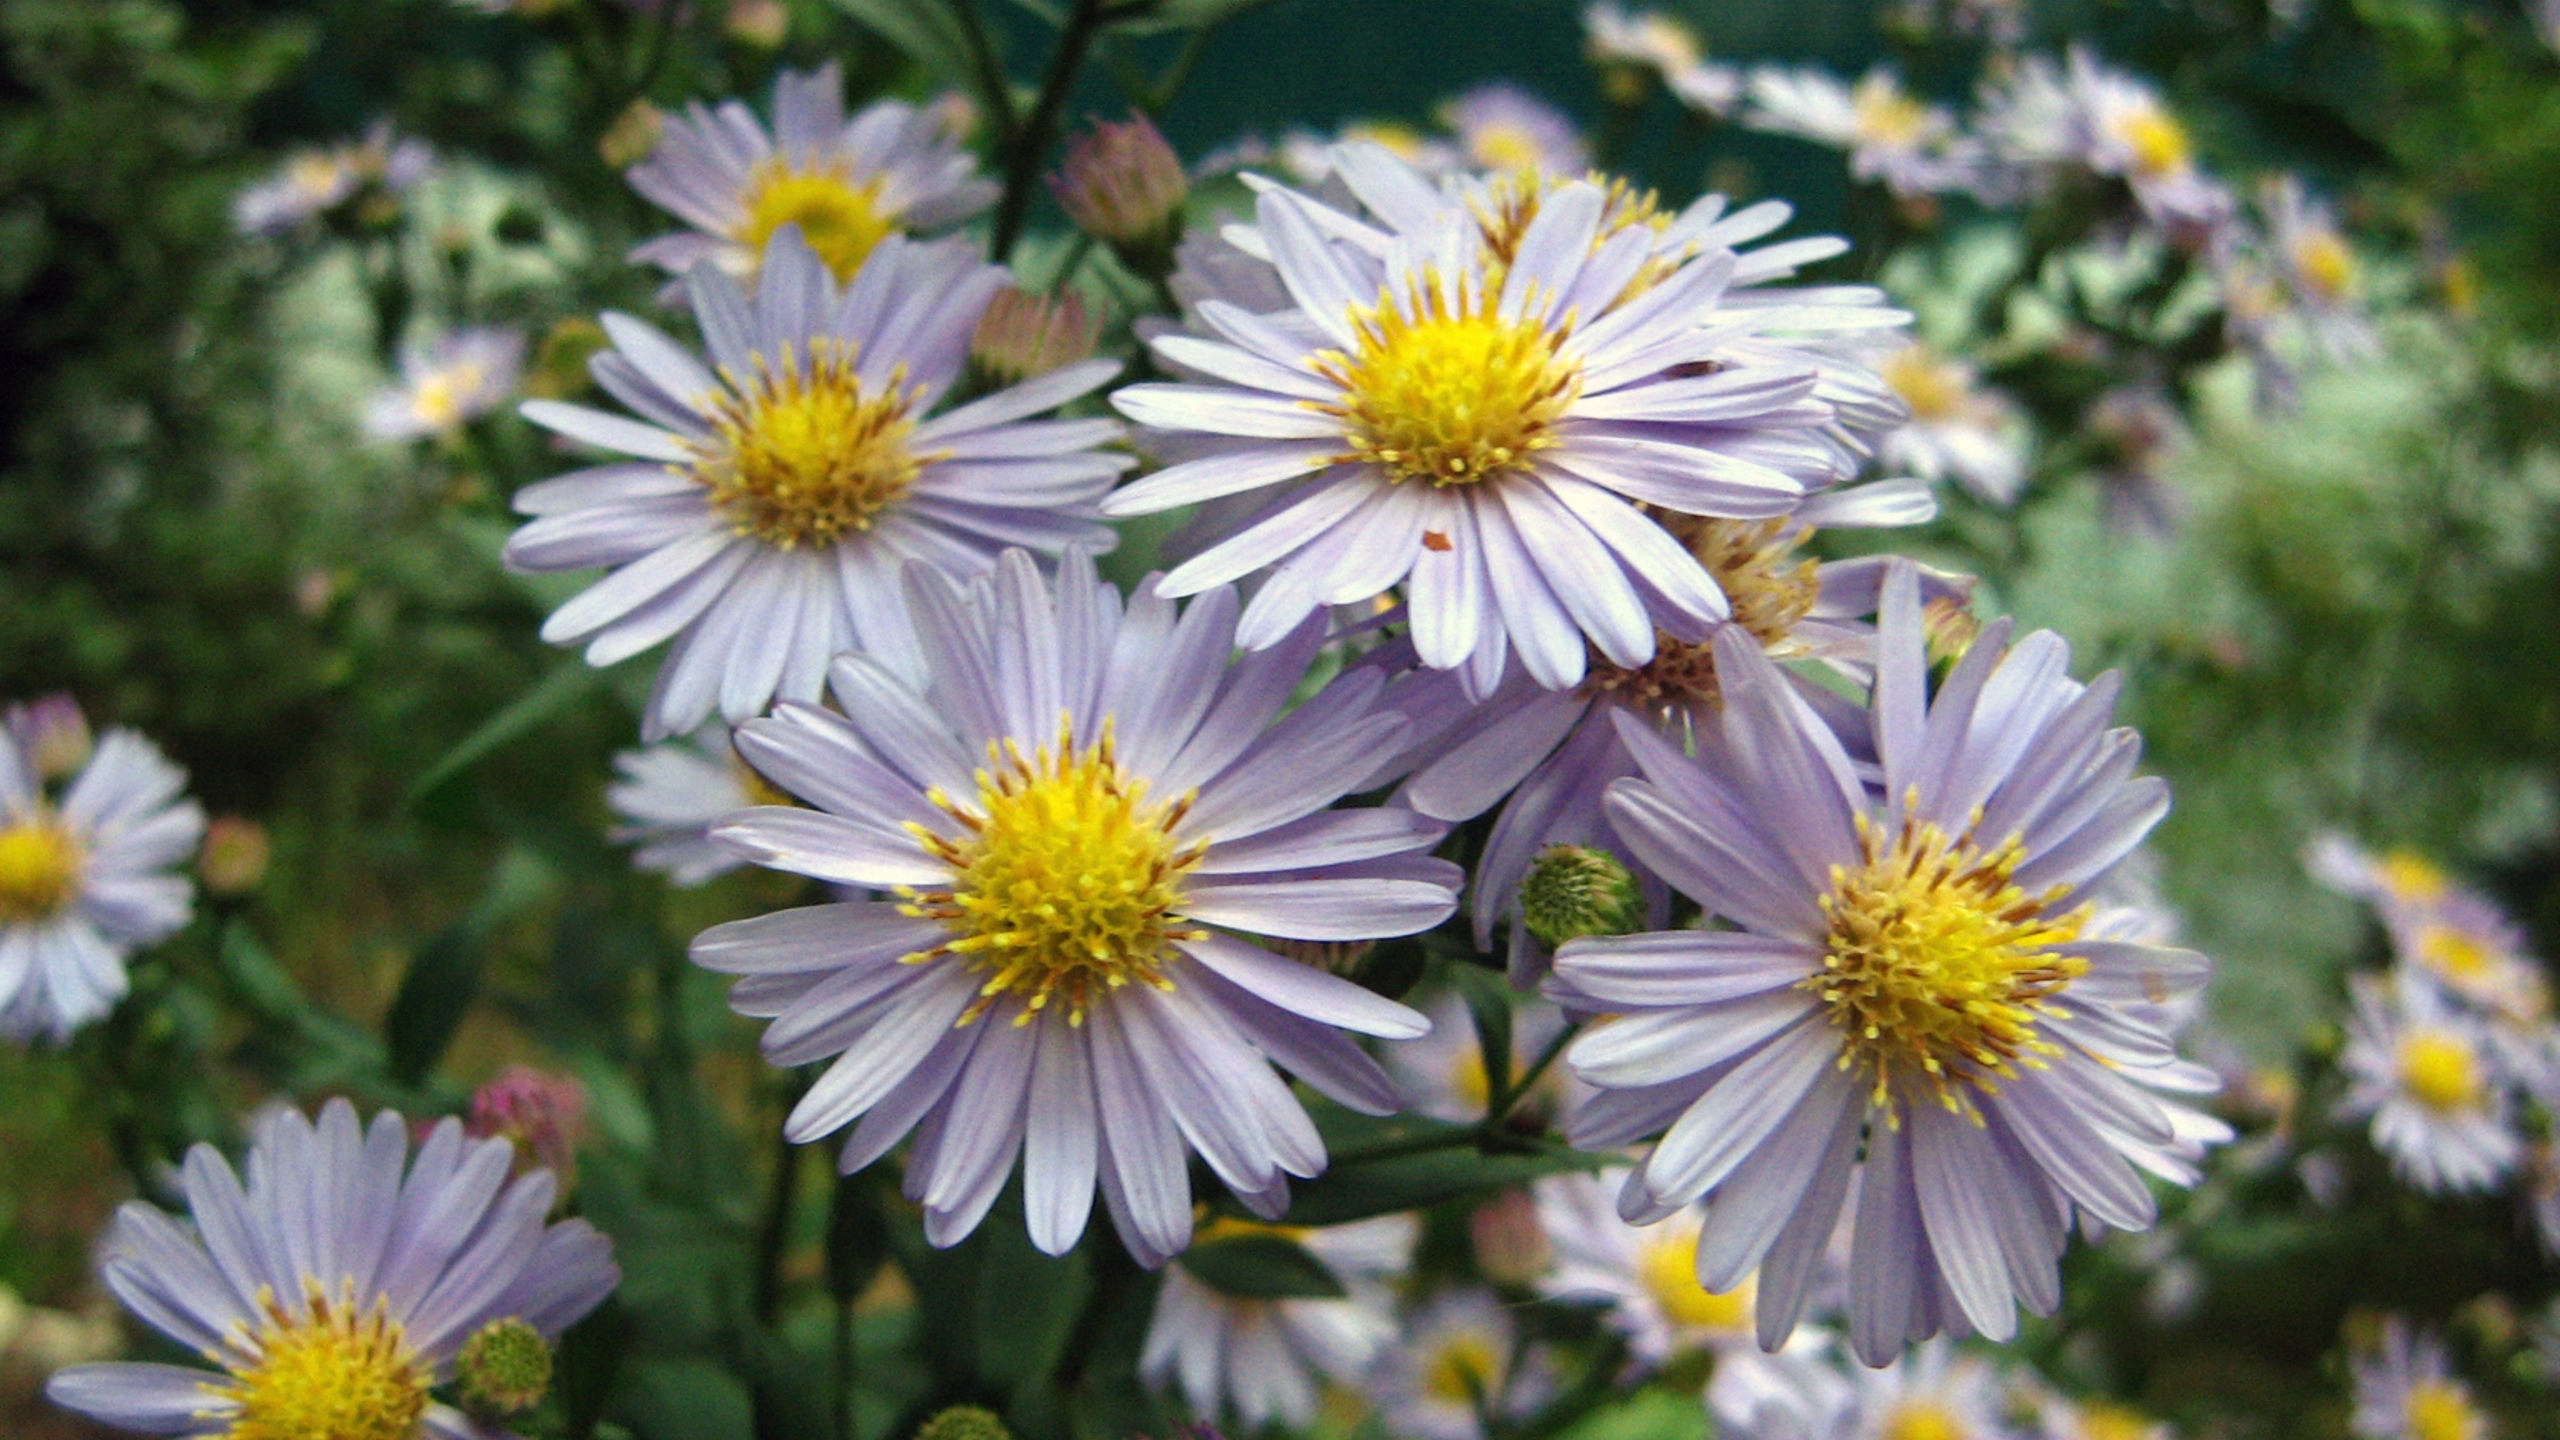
[1049,113,1188,277]
[914,1406,1013,1440]
[6,695,91,782]
[725,0,788,46]
[457,1316,551,1416]
[969,287,1100,387]
[1468,1189,1552,1286]
[198,817,271,896]
[1518,846,1644,950]
[600,99,665,171]
[469,1066,591,1187]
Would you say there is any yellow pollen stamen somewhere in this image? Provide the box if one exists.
[2415,924,2496,982]
[1881,1400,1969,1440]
[2292,230,2355,302]
[2115,108,2190,178]
[215,1281,430,1440]
[2075,1403,2156,1440]
[1340,121,1431,162]
[895,720,1205,1026]
[1807,809,2088,1117]
[1470,125,1546,173]
[1421,1332,1501,1405]
[1471,171,1676,304]
[1580,517,1820,714]
[2402,1380,2479,1440]
[1633,1231,1752,1332]
[736,163,893,282]
[2395,1029,2484,1113]
[1883,346,1967,422]
[693,341,924,550]
[1853,79,1931,148]
[1314,278,1582,488]
[0,816,82,923]
[2377,850,2449,907]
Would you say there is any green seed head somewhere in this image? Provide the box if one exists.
[457,1316,551,1416]
[914,1405,1014,1440]
[1519,845,1645,949]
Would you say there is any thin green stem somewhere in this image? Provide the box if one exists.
[834,1290,857,1440]
[752,1078,809,1325]
[1142,23,1217,115]
[948,0,1021,142]
[992,0,1113,261]
[1490,1019,1581,1123]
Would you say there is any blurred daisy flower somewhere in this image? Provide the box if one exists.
[1140,1216,1415,1428]
[2348,1317,2488,1440]
[1742,67,1978,197]
[2261,176,2377,362]
[1439,84,1590,175]
[366,327,527,442]
[626,63,997,287]
[1977,47,2231,240]
[2033,1392,2175,1440]
[1533,1167,1761,1364]
[2338,974,2520,1194]
[692,550,1458,1258]
[2306,834,2456,920]
[1878,343,2029,505]
[1386,990,1587,1126]
[1585,2,1738,115]
[1710,1334,2022,1440]
[608,726,785,886]
[1544,563,2222,1363]
[1371,1290,1552,1440]
[232,121,433,238]
[1109,146,1915,692]
[506,228,1129,740]
[45,1100,617,1440]
[1,697,203,1043]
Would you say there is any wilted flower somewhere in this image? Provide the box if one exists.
[692,550,1457,1258]
[1,700,203,1042]
[972,286,1102,386]
[1140,1217,1414,1428]
[1534,1168,1760,1364]
[233,121,433,237]
[469,1065,592,1183]
[1439,84,1590,174]
[366,326,528,441]
[45,1101,617,1440]
[1051,113,1190,271]
[626,64,997,286]
[507,228,1128,740]
[456,1316,552,1416]
[725,0,788,46]
[2348,1317,2489,1440]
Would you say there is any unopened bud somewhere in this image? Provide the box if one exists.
[6,695,91,782]
[198,817,271,896]
[925,90,979,143]
[914,1406,1013,1440]
[458,1316,551,1415]
[970,287,1100,387]
[725,0,788,46]
[600,99,665,171]
[469,1065,591,1187]
[1920,595,1981,669]
[1050,113,1188,276]
[1468,1189,1552,1286]
[1519,846,1643,950]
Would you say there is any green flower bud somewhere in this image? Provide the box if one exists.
[914,1405,1013,1440]
[1519,846,1644,950]
[457,1316,551,1416]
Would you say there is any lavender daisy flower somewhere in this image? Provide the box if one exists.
[233,121,433,238]
[1108,148,1913,692]
[1583,4,1709,90]
[1976,48,2231,241]
[1439,84,1590,175]
[1543,561,2218,1364]
[2390,889,2550,1027]
[45,1100,617,1440]
[626,63,997,286]
[2349,1317,2489,1440]
[1,701,203,1042]
[506,228,1129,740]
[2260,177,2378,362]
[607,726,779,886]
[2338,974,2520,1194]
[1140,1216,1414,1428]
[1386,991,1588,1126]
[1533,1168,1761,1364]
[1371,1290,1553,1440]
[691,548,1457,1259]
[1878,344,2029,506]
[367,327,528,442]
[1741,67,1978,198]
[1714,1335,2025,1440]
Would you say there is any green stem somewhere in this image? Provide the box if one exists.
[834,1290,856,1440]
[948,0,1021,142]
[1141,23,1218,115]
[1489,1020,1580,1123]
[752,1099,805,1326]
[991,0,1113,261]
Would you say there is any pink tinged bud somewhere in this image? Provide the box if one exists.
[970,287,1101,386]
[6,694,90,781]
[468,1065,591,1182]
[1049,113,1189,258]
[1469,1189,1553,1286]
[198,817,271,895]
[724,0,788,46]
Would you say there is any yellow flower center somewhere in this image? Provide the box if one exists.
[1633,16,1702,71]
[1421,1331,1501,1405]
[1808,814,2089,1113]
[898,723,1206,1026]
[1883,346,1967,422]
[1580,517,1821,714]
[1882,1401,1969,1440]
[1469,125,1546,173]
[2403,1380,2478,1440]
[215,1285,429,1440]
[1341,121,1433,163]
[288,154,349,203]
[2075,1403,2155,1440]
[410,364,484,433]
[0,818,82,924]
[1316,282,1583,487]
[1633,1230,1752,1333]
[736,164,893,282]
[1471,171,1673,305]
[1448,1048,1492,1112]
[1853,79,1931,149]
[2377,850,2449,907]
[2396,1029,2484,1113]
[2114,108,2190,178]
[693,341,924,550]
[2416,924,2496,982]
[2292,230,2354,302]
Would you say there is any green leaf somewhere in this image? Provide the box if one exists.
[383,846,557,1086]
[403,658,608,808]
[830,0,977,83]
[1176,1233,1345,1300]
[972,1206,1093,1394]
[1101,0,1292,35]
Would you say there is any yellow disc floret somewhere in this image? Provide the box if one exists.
[1421,1330,1502,1405]
[2115,108,2191,178]
[1807,812,2089,1115]
[2292,230,2355,302]
[1316,281,1582,487]
[216,1282,429,1440]
[2395,1029,2484,1113]
[0,817,81,924]
[1580,517,1821,714]
[2415,924,2496,983]
[898,722,1206,1026]
[1883,346,1968,422]
[695,342,924,550]
[1881,1401,1969,1440]
[2402,1379,2481,1440]
[1634,1231,1752,1334]
[736,164,893,282]
[1852,77,1932,149]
